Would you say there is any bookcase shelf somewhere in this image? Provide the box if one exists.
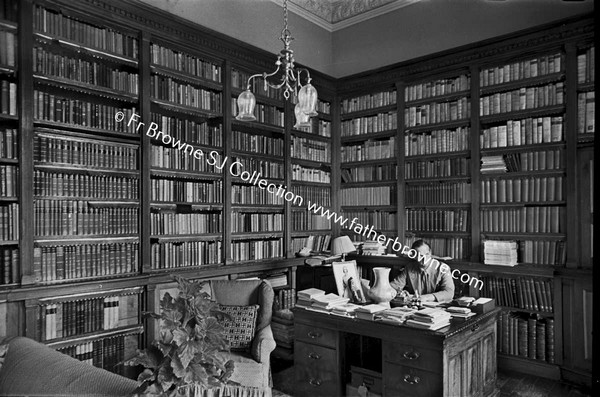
[150,234,222,242]
[151,64,222,91]
[0,114,17,121]
[341,180,397,188]
[33,75,138,103]
[150,99,222,119]
[480,141,565,155]
[0,19,16,30]
[340,103,397,120]
[290,128,331,141]
[481,232,566,239]
[231,119,284,133]
[45,324,144,350]
[0,65,15,73]
[479,105,566,125]
[33,121,140,141]
[340,129,397,142]
[499,306,554,317]
[480,72,565,95]
[577,82,594,92]
[150,168,221,180]
[405,175,470,183]
[405,90,471,106]
[404,119,470,134]
[0,240,18,246]
[341,158,396,168]
[34,236,140,244]
[480,169,566,178]
[405,150,471,160]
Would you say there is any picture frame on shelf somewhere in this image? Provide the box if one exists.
[332,260,367,304]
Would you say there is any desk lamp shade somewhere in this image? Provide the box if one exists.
[332,236,356,260]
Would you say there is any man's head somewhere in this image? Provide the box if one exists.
[411,239,431,269]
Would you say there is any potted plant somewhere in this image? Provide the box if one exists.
[125,275,235,396]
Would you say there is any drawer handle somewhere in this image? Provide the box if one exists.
[307,331,322,339]
[308,352,321,360]
[309,378,322,387]
[403,374,420,385]
[471,324,480,332]
[403,351,420,360]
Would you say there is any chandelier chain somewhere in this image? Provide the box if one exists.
[283,0,288,31]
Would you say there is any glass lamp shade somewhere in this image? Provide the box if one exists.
[293,103,311,129]
[297,83,318,116]
[236,89,257,121]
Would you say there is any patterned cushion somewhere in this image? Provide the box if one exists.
[219,304,259,351]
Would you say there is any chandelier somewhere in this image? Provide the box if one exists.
[235,0,318,128]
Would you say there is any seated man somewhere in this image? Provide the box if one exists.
[390,240,454,302]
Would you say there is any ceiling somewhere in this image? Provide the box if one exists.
[270,0,422,31]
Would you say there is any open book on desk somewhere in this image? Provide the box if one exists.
[304,255,341,267]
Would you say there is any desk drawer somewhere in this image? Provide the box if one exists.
[295,341,339,396]
[295,322,337,347]
[383,341,442,372]
[383,362,442,397]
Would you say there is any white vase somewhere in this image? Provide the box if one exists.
[367,267,397,308]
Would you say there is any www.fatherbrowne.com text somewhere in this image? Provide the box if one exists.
[116,111,483,290]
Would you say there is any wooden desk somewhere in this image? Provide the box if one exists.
[294,308,500,397]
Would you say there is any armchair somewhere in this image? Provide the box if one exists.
[209,279,276,397]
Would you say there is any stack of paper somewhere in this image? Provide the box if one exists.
[361,240,385,256]
[354,304,388,320]
[483,240,518,266]
[331,303,361,318]
[405,308,452,330]
[447,306,476,322]
[309,293,350,313]
[375,307,417,325]
[480,155,507,173]
[296,288,325,308]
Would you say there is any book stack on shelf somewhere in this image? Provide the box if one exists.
[480,155,507,173]
[577,45,594,139]
[479,275,553,313]
[361,240,385,256]
[498,312,555,364]
[403,73,472,260]
[483,240,518,266]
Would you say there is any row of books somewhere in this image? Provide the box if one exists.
[405,235,470,260]
[292,164,331,183]
[0,0,17,21]
[291,234,331,253]
[341,137,395,162]
[340,90,396,114]
[151,75,222,111]
[340,186,395,206]
[0,203,18,240]
[480,116,564,148]
[295,119,332,137]
[151,179,221,203]
[404,127,470,156]
[291,210,332,230]
[0,31,15,67]
[317,99,331,115]
[405,75,470,102]
[480,176,564,203]
[342,210,397,231]
[231,99,285,127]
[0,247,18,285]
[151,43,222,83]
[231,69,283,101]
[488,150,564,173]
[33,46,139,94]
[0,80,16,115]
[0,128,16,159]
[274,289,296,311]
[340,112,397,136]
[34,201,138,237]
[33,90,137,134]
[480,53,563,87]
[151,114,223,147]
[151,240,222,269]
[480,206,565,234]
[479,82,564,116]
[33,243,139,282]
[577,46,595,84]
[34,6,139,58]
[230,238,282,262]
[58,336,127,375]
[151,146,222,173]
[0,165,17,197]
[150,212,221,235]
[405,157,469,179]
[405,209,470,232]
[231,212,283,233]
[577,92,595,134]
[232,130,283,156]
[35,134,138,169]
[405,98,470,127]
[292,185,330,207]
[341,163,397,183]
[291,136,331,162]
[231,184,285,205]
[35,171,138,200]
[480,276,554,312]
[519,239,566,266]
[405,181,471,205]
[231,156,284,179]
[41,295,137,340]
[498,312,555,363]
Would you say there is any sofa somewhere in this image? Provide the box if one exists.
[0,336,138,396]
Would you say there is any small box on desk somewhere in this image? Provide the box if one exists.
[349,366,382,396]
[471,297,495,314]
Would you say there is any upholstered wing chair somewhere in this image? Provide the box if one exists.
[209,279,276,397]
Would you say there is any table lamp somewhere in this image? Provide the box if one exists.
[331,236,356,261]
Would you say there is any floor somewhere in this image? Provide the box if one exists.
[271,359,592,397]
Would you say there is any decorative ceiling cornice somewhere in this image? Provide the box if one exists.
[269,0,421,32]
